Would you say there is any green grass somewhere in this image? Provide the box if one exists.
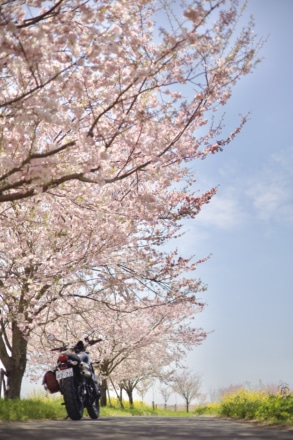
[194,402,220,416]
[1,390,292,425]
[0,394,216,421]
[102,399,208,417]
[0,395,67,421]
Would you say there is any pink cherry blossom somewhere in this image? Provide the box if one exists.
[0,0,261,398]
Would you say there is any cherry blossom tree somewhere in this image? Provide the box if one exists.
[30,292,206,405]
[171,370,202,412]
[0,195,208,398]
[119,378,140,408]
[159,384,172,409]
[0,0,260,204]
[136,377,154,402]
[96,296,206,407]
[0,0,262,398]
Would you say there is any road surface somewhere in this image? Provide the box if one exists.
[0,416,292,439]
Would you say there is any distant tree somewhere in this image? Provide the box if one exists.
[213,383,244,402]
[159,384,172,409]
[119,378,141,408]
[171,370,202,412]
[136,378,154,402]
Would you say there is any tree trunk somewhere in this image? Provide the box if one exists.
[110,382,123,408]
[119,386,123,404]
[100,378,108,407]
[185,398,189,413]
[125,388,134,408]
[0,369,7,398]
[4,323,28,399]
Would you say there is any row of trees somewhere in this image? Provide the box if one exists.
[110,370,203,412]
[0,0,261,398]
[34,292,205,405]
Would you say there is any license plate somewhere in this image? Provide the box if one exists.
[56,368,73,380]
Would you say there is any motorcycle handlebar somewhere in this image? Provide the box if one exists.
[51,346,68,352]
[50,339,102,352]
[87,338,103,346]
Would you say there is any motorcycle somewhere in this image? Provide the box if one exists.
[43,335,102,420]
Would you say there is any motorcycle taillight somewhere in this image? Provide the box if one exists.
[58,354,68,363]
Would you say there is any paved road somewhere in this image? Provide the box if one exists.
[0,416,293,439]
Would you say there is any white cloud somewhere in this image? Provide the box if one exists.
[248,182,290,220]
[185,146,293,238]
[196,189,247,230]
[246,146,293,226]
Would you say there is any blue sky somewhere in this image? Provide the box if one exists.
[183,0,293,400]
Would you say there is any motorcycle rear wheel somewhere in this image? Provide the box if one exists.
[86,397,100,419]
[62,377,84,420]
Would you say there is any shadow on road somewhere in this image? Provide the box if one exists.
[0,416,292,439]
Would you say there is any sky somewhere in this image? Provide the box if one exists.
[21,0,293,403]
[178,0,293,402]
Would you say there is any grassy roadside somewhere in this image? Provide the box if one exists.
[0,390,293,425]
[0,395,217,421]
[0,396,206,421]
[218,388,293,425]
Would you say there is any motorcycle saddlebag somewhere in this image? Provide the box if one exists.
[43,370,60,394]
